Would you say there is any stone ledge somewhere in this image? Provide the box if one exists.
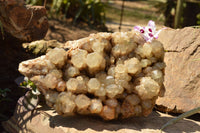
[2,103,200,133]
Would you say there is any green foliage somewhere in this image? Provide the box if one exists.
[197,13,200,25]
[26,0,106,26]
[20,78,40,111]
[196,3,200,25]
[20,79,37,92]
[26,0,43,6]
[52,0,106,26]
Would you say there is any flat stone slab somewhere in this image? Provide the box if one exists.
[2,104,200,133]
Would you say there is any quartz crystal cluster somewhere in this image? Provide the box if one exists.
[18,31,165,120]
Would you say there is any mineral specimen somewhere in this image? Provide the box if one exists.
[18,30,165,120]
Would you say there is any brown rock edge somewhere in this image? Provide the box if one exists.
[0,0,48,41]
[157,27,200,113]
[2,101,200,133]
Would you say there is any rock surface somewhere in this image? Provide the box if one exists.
[18,31,165,120]
[0,0,48,41]
[22,40,64,55]
[157,27,200,113]
[2,101,200,133]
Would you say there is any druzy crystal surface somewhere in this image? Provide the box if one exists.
[18,31,165,120]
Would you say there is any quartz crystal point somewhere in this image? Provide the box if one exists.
[18,31,165,120]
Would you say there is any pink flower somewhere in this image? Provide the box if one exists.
[134,20,162,42]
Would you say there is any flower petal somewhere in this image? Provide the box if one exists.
[154,29,162,39]
[134,21,163,42]
[148,20,155,28]
[147,37,154,42]
[142,32,150,41]
[134,26,142,31]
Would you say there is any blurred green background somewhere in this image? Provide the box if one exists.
[25,0,200,30]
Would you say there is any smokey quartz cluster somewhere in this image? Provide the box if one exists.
[18,31,165,120]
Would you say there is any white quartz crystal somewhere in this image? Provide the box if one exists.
[135,77,160,100]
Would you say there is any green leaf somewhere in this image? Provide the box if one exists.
[64,2,71,15]
[63,0,68,4]
[48,0,105,27]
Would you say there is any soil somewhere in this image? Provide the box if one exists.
[44,19,99,43]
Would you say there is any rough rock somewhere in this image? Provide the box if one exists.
[18,31,165,120]
[157,27,200,113]
[22,40,64,55]
[2,100,200,133]
[0,0,48,41]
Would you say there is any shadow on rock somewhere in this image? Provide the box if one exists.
[2,103,200,133]
[48,110,200,133]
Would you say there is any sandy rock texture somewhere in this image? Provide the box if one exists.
[157,27,200,113]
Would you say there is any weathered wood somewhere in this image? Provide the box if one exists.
[0,0,48,41]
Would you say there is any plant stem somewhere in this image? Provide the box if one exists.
[119,0,125,32]
[174,0,184,28]
[161,106,200,131]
